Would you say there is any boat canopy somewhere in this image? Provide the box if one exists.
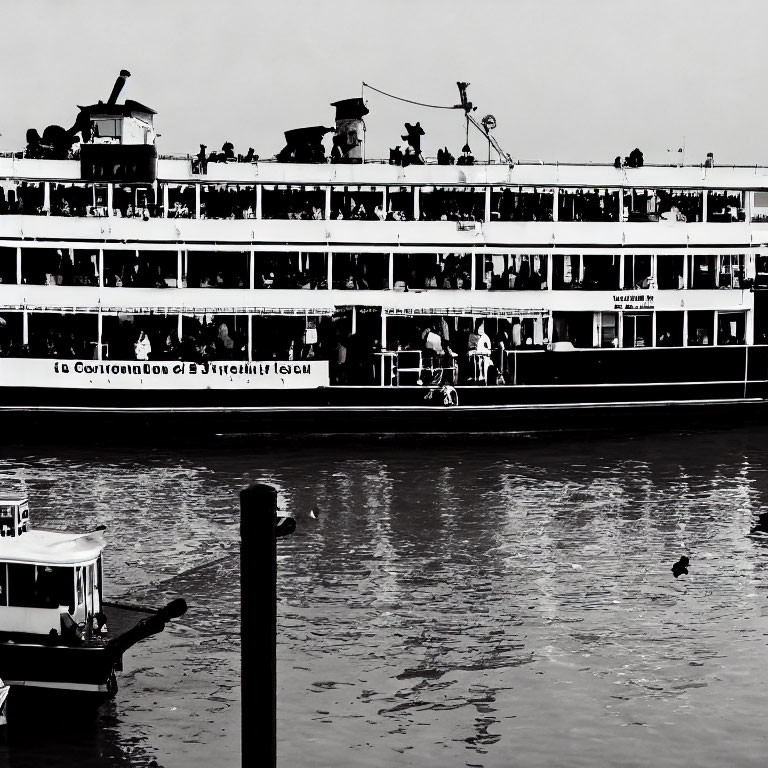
[0,529,105,565]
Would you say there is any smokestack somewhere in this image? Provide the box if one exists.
[107,70,132,106]
[330,98,369,163]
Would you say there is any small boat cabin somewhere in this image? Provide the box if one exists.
[0,495,104,638]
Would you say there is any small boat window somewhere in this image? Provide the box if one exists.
[5,564,75,610]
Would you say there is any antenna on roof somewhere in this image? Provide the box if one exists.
[455,82,512,165]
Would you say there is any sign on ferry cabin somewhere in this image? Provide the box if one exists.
[0,359,330,390]
[612,293,654,311]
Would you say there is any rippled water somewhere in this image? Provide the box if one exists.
[3,426,768,767]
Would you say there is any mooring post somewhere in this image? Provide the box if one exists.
[240,483,278,768]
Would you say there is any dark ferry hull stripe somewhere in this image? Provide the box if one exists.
[0,397,763,414]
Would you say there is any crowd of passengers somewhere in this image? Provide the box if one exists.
[0,181,749,225]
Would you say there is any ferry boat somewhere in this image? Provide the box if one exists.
[0,493,187,711]
[2,71,768,434]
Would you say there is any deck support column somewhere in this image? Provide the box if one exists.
[388,252,394,289]
[324,187,331,220]
[97,312,103,360]
[327,251,333,289]
[552,187,559,222]
[683,310,689,346]
[248,314,253,362]
[195,185,201,219]
[256,185,263,220]
[16,247,21,285]
[413,187,420,221]
[22,308,28,346]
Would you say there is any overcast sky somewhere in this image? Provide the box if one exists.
[2,0,767,166]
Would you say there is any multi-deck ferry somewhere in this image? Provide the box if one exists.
[2,72,768,434]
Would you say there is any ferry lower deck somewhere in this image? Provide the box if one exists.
[1,343,767,436]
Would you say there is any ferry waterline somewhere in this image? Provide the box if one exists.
[2,72,768,434]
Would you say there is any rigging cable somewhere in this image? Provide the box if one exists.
[361,82,460,111]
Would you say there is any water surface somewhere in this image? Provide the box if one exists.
[3,426,768,767]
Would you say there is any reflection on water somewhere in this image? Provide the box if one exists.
[2,427,768,766]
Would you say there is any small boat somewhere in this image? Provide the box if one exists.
[0,493,187,716]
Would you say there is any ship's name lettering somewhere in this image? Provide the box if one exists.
[613,294,653,302]
[54,362,313,376]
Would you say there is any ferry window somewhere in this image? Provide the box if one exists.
[179,313,249,361]
[706,190,744,222]
[0,245,16,284]
[656,255,685,290]
[113,184,158,218]
[394,253,471,290]
[21,246,66,286]
[262,184,325,220]
[50,182,90,217]
[93,118,121,139]
[597,312,618,348]
[552,254,581,289]
[622,313,652,348]
[386,186,414,220]
[582,255,620,290]
[253,251,327,289]
[719,254,744,288]
[559,188,619,222]
[623,189,659,222]
[491,186,553,221]
[16,181,45,215]
[752,192,768,223]
[330,187,384,221]
[717,312,745,345]
[332,253,388,290]
[418,186,484,222]
[167,184,196,218]
[66,249,100,287]
[0,179,17,214]
[187,250,249,289]
[656,189,703,223]
[201,184,256,220]
[623,254,652,290]
[27,312,97,359]
[0,563,5,606]
[251,315,333,365]
[656,311,684,346]
[688,310,715,345]
[689,255,716,289]
[103,249,177,288]
[0,311,23,357]
[102,312,181,361]
[552,312,593,348]
[477,254,547,291]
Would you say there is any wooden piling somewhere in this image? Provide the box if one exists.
[240,483,278,768]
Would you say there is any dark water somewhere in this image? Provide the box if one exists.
[3,426,768,767]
